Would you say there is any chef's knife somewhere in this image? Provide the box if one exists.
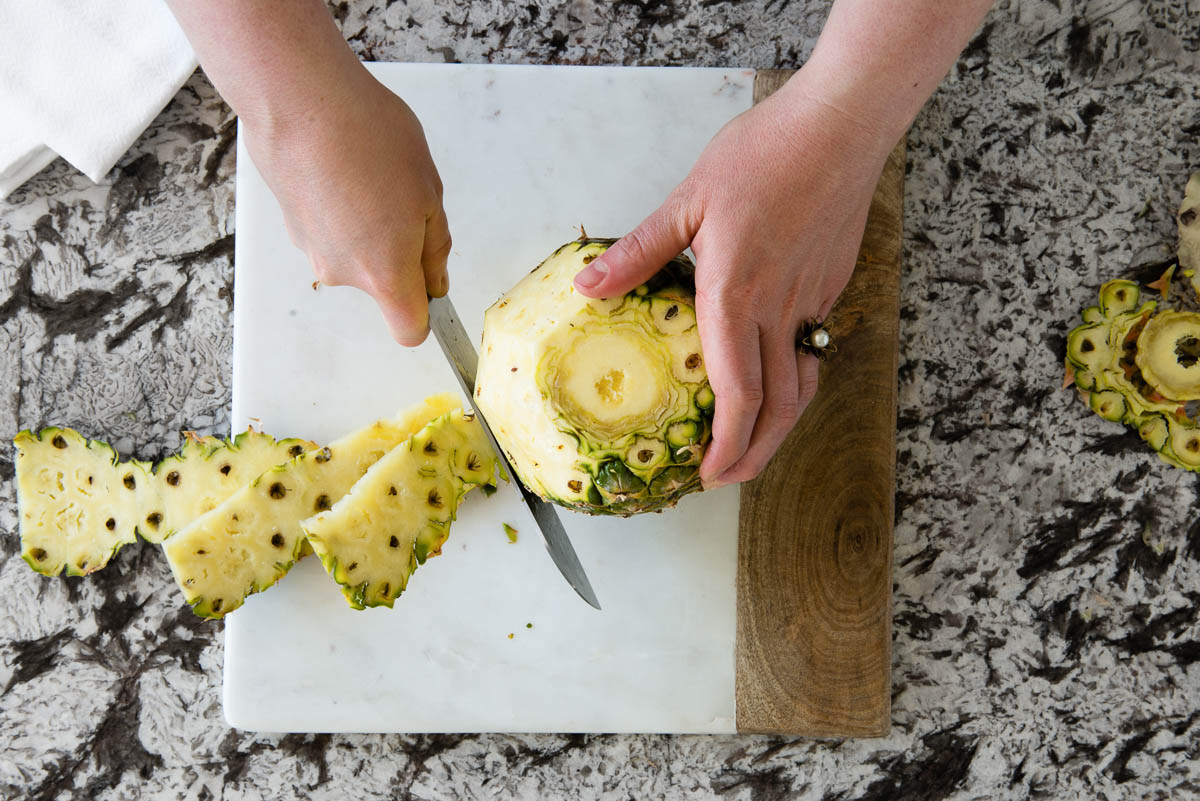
[427,295,602,610]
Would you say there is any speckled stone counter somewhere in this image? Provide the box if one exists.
[1,2,1197,799]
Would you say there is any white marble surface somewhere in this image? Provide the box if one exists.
[228,63,750,733]
[1,1,1198,799]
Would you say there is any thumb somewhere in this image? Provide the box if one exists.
[574,192,698,298]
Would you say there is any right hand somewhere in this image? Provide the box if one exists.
[242,66,450,345]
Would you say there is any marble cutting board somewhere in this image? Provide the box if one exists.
[227,63,754,734]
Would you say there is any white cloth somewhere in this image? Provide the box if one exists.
[0,0,197,199]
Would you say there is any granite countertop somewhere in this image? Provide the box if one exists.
[2,1,1198,799]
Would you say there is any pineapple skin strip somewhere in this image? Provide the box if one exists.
[161,393,460,619]
[300,408,498,610]
[14,427,152,577]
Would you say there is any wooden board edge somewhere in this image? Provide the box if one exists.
[735,68,903,737]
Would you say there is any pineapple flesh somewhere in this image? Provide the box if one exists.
[14,427,154,576]
[161,394,460,618]
[475,237,713,516]
[147,430,315,543]
[301,408,497,609]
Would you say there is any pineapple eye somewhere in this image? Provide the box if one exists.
[30,548,47,561]
[123,474,136,490]
[685,353,702,370]
[166,471,181,486]
[196,549,207,555]
[381,582,390,597]
[270,533,284,548]
[314,447,332,464]
[184,578,195,586]
[77,560,88,571]
[347,562,358,571]
[388,536,400,548]
[466,454,482,471]
[314,494,331,512]
[387,486,397,496]
[427,490,443,509]
[52,435,67,449]
[211,599,223,613]
[105,518,116,531]
[268,482,286,499]
[567,480,583,493]
[423,440,438,455]
[665,304,679,320]
[219,463,231,476]
[146,513,162,528]
[637,450,653,463]
[288,444,304,457]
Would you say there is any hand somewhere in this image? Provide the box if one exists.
[242,66,450,345]
[573,73,894,488]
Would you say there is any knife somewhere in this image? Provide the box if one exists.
[427,295,602,610]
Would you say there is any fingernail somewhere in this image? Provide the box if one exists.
[574,260,608,290]
[702,472,728,491]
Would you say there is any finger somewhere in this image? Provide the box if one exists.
[714,338,817,486]
[366,235,431,347]
[422,205,452,298]
[574,189,698,298]
[697,309,763,488]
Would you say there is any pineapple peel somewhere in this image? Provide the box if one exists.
[161,393,461,618]
[300,407,498,610]
[13,393,478,621]
[1066,278,1200,471]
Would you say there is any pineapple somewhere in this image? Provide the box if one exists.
[475,237,713,516]
[301,408,497,609]
[14,427,154,576]
[146,430,315,543]
[161,394,460,618]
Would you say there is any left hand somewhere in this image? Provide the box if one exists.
[573,73,895,488]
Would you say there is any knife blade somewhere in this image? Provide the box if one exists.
[427,295,602,610]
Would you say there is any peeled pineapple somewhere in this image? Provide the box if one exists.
[475,237,713,516]
[14,428,154,576]
[161,394,460,618]
[301,408,497,609]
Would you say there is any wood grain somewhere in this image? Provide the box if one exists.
[735,69,902,737]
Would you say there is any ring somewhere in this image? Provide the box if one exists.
[796,318,837,361]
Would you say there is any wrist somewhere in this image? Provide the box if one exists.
[235,54,371,143]
[779,57,911,160]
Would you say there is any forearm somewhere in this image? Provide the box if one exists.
[783,0,995,151]
[166,0,364,134]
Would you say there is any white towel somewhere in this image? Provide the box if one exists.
[0,0,197,199]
